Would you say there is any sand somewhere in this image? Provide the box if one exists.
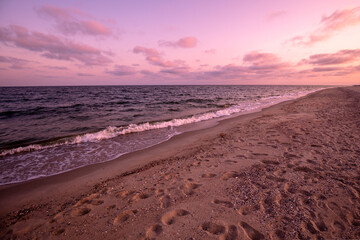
[0,86,360,240]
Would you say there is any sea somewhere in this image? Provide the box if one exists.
[0,85,328,185]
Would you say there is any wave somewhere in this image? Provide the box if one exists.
[0,101,134,120]
[0,88,326,157]
[0,103,251,157]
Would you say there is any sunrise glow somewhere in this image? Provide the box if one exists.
[0,0,360,86]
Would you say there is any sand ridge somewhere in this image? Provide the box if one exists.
[0,86,359,239]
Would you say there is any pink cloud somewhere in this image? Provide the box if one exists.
[133,48,360,83]
[204,49,216,54]
[160,66,190,75]
[267,10,287,20]
[201,50,360,81]
[106,65,136,76]
[0,55,35,69]
[312,67,341,72]
[77,73,95,77]
[0,25,112,66]
[300,49,360,65]
[289,7,360,46]
[243,51,289,71]
[243,51,280,65]
[37,5,111,36]
[44,65,68,70]
[133,46,185,68]
[158,36,197,48]
[144,51,292,81]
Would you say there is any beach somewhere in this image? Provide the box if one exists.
[1,86,359,239]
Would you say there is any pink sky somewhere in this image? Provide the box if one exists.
[0,0,359,86]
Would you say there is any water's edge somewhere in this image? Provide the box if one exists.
[0,87,331,186]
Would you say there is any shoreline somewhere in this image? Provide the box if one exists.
[0,92,277,208]
[0,88,321,193]
[1,86,359,239]
[0,87,328,189]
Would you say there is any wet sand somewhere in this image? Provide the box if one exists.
[1,86,359,239]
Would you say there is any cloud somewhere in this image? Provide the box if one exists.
[133,48,360,83]
[243,51,280,65]
[0,55,34,69]
[300,49,360,65]
[106,65,136,76]
[37,5,111,36]
[243,51,289,71]
[203,50,360,80]
[45,65,68,70]
[312,67,341,72]
[0,25,112,66]
[158,36,197,48]
[133,46,185,68]
[195,51,297,81]
[160,66,190,75]
[267,10,287,20]
[140,70,156,76]
[204,49,216,54]
[289,7,360,46]
[77,73,95,76]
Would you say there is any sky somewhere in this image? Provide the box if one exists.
[0,0,360,86]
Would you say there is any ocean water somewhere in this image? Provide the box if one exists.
[0,85,327,185]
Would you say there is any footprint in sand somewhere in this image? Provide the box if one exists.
[273,169,286,177]
[201,173,217,178]
[266,174,286,183]
[219,225,238,240]
[314,194,327,209]
[275,191,287,207]
[90,199,104,206]
[161,209,189,225]
[239,221,265,240]
[159,195,171,208]
[300,196,315,206]
[200,222,225,235]
[284,182,297,194]
[155,189,165,197]
[70,207,91,217]
[315,219,328,232]
[237,204,260,216]
[298,189,312,197]
[326,202,349,222]
[113,209,137,224]
[270,229,286,240]
[293,166,313,173]
[115,190,135,199]
[251,153,269,157]
[178,182,201,195]
[144,224,162,239]
[73,193,103,208]
[332,221,345,232]
[259,194,274,215]
[52,228,65,236]
[221,171,240,180]
[261,160,280,165]
[212,199,233,208]
[302,220,318,235]
[283,152,299,159]
[129,192,150,204]
[224,160,238,164]
[346,185,360,199]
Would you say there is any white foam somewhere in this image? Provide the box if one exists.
[0,87,326,157]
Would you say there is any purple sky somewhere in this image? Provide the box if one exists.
[0,0,360,86]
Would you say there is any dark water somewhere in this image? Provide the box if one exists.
[0,85,327,184]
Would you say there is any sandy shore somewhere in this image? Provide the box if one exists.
[1,86,360,240]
